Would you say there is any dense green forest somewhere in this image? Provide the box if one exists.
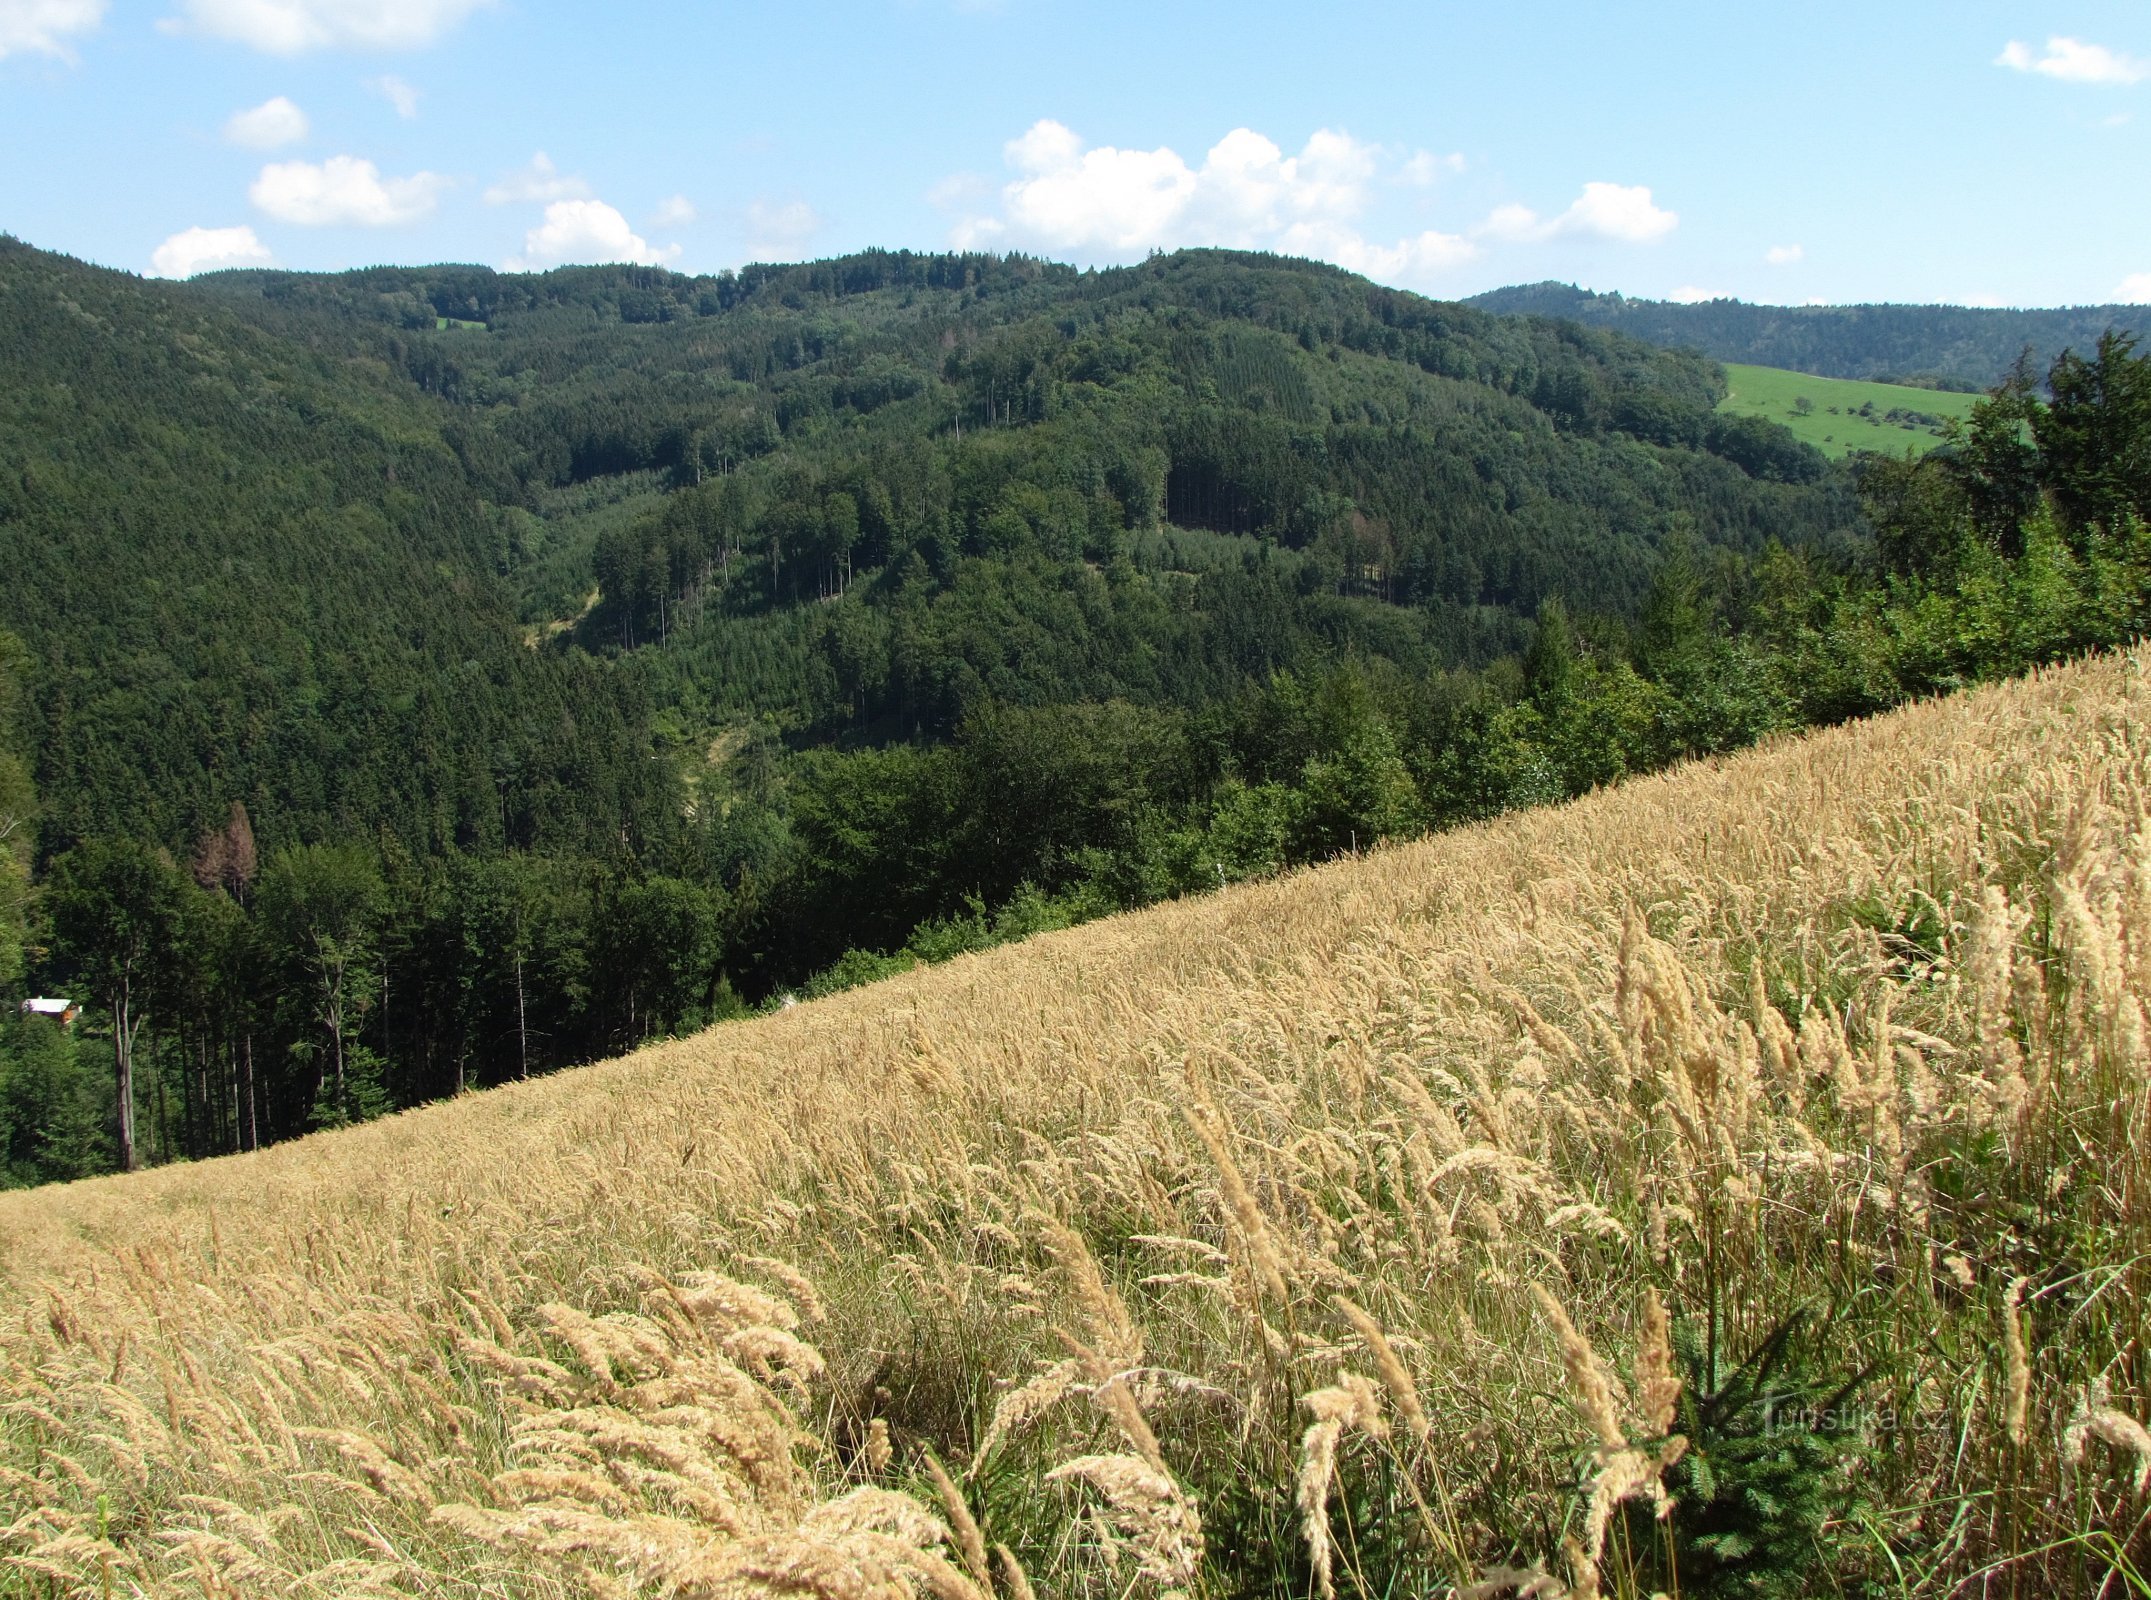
[1469,280,2146,389]
[2,234,2147,1185]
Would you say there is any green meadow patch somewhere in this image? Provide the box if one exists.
[1718,362,1981,459]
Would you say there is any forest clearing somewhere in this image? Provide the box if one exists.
[1716,363,1981,458]
[3,645,2148,1597]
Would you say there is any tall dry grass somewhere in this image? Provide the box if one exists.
[4,650,2151,1597]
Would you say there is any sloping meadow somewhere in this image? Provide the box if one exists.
[4,650,2150,1598]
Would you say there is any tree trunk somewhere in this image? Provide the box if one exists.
[320,937,348,1115]
[515,949,529,1080]
[112,984,138,1171]
[242,1031,258,1152]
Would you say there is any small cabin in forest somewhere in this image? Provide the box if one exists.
[19,997,79,1028]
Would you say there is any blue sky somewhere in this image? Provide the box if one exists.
[2,0,2148,306]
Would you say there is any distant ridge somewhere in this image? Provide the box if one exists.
[1467,280,2147,389]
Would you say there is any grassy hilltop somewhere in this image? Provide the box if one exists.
[1716,362,1981,459]
[3,649,2149,1598]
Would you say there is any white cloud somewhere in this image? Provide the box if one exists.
[2118,273,2151,303]
[1996,36,2149,85]
[150,223,271,277]
[0,0,106,60]
[506,199,679,271]
[1667,285,1727,304]
[1482,181,1679,244]
[1202,127,1379,238]
[1281,218,1477,280]
[950,120,1687,288]
[651,194,697,227]
[992,119,1197,251]
[745,198,823,258]
[249,154,449,225]
[1399,149,1466,185]
[483,151,588,206]
[1476,202,1541,243]
[223,94,308,148]
[953,119,1484,284]
[1562,182,1678,240]
[368,73,419,117]
[165,0,490,53]
[1765,243,1803,265]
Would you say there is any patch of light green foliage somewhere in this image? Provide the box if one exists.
[1719,363,1981,459]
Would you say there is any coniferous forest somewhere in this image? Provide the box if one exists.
[1468,280,2146,389]
[4,232,2150,1183]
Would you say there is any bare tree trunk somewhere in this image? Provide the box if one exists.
[242,1031,258,1152]
[112,984,139,1171]
[315,931,348,1116]
[515,950,529,1081]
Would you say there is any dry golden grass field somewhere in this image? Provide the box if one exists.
[4,650,2151,1599]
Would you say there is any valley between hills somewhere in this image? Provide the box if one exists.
[1,233,2150,1595]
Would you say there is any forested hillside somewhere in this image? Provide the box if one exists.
[0,239,668,858]
[4,647,2147,1599]
[1469,280,2146,388]
[3,234,2148,1184]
